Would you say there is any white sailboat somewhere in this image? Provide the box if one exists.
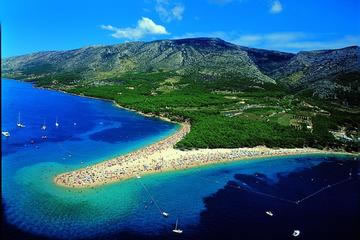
[292,230,301,237]
[55,117,59,127]
[41,120,47,130]
[172,218,183,234]
[2,131,10,137]
[266,211,274,216]
[17,112,26,128]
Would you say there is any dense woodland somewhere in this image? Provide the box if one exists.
[3,39,359,152]
[37,71,358,152]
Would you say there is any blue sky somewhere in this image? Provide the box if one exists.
[1,0,359,57]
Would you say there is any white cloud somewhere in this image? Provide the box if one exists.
[270,0,282,14]
[268,35,360,50]
[209,0,234,4]
[172,4,185,20]
[173,31,230,40]
[234,34,263,45]
[234,32,308,46]
[155,0,185,22]
[233,33,360,51]
[208,0,249,4]
[209,0,284,14]
[173,31,360,52]
[101,17,169,40]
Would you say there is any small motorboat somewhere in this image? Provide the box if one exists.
[136,175,141,179]
[162,212,169,217]
[172,218,183,234]
[292,230,300,237]
[2,131,10,137]
[41,135,48,139]
[265,211,274,216]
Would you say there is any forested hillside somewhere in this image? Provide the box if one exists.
[2,38,360,151]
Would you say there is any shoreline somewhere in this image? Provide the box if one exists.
[3,79,356,188]
[36,84,179,124]
[53,120,355,188]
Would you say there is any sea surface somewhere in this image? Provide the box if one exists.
[1,78,360,240]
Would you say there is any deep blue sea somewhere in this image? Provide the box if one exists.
[1,78,360,240]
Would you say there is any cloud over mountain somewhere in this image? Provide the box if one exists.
[270,0,282,14]
[155,0,185,22]
[101,17,169,40]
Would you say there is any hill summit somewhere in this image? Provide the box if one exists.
[3,37,360,105]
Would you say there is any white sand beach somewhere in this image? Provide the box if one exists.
[54,121,338,188]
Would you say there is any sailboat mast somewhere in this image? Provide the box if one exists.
[16,112,26,128]
[175,218,178,230]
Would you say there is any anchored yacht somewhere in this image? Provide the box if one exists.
[292,230,300,237]
[17,113,26,128]
[2,131,10,137]
[41,120,47,130]
[265,211,274,216]
[55,117,59,127]
[172,218,183,234]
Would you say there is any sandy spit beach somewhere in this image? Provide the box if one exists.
[53,121,345,188]
[7,80,353,188]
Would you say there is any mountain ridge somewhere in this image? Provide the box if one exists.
[2,37,360,105]
[2,37,360,151]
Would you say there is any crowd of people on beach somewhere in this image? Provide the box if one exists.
[54,122,323,188]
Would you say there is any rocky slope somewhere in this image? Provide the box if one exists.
[2,38,360,105]
[2,38,274,84]
[272,46,360,105]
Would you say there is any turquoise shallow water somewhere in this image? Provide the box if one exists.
[2,79,359,240]
[1,78,178,238]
